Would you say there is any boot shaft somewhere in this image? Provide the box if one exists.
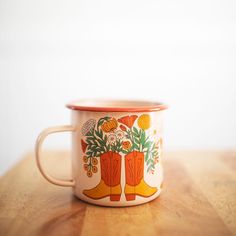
[125,151,144,186]
[100,151,121,187]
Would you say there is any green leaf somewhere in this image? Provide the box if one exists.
[151,142,156,151]
[147,158,154,165]
[97,119,104,127]
[86,139,93,145]
[144,141,152,150]
[97,117,110,127]
[141,130,146,145]
[104,135,107,144]
[134,137,140,144]
[94,139,100,146]
[86,151,93,157]
[89,147,95,153]
[132,131,140,139]
[99,129,103,138]
[121,150,129,154]
[139,129,142,136]
[153,151,158,156]
[132,143,139,150]
[87,136,95,141]
[95,130,101,138]
[103,116,110,121]
[145,151,149,161]
[97,139,105,147]
[133,127,139,135]
[86,130,94,136]
[147,164,154,173]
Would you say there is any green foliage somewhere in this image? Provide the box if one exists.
[130,127,159,172]
[84,124,107,158]
[82,115,160,174]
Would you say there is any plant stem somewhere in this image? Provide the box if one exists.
[89,156,92,171]
[139,130,142,152]
[129,127,135,151]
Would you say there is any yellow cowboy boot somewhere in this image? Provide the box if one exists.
[125,151,157,201]
[83,151,122,201]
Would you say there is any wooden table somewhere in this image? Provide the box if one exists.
[0,151,235,236]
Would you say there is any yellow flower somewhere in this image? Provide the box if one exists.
[138,114,151,130]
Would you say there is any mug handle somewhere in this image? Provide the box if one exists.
[35,125,76,187]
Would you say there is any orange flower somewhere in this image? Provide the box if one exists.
[92,166,98,173]
[122,140,131,150]
[83,156,88,163]
[118,115,138,128]
[101,118,118,132]
[120,125,127,131]
[81,139,88,153]
[87,170,93,177]
[92,158,98,165]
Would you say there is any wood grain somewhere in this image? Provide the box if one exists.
[0,151,235,236]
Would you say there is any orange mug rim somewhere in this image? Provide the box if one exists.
[66,99,168,112]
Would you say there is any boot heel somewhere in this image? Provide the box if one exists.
[110,194,121,201]
[125,194,136,201]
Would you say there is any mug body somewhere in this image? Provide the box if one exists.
[70,102,165,207]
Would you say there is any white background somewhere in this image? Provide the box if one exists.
[0,0,236,175]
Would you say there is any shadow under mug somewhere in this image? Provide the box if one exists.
[35,99,168,207]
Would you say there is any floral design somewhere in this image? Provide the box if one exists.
[120,125,127,131]
[122,140,131,150]
[101,118,118,132]
[118,115,138,128]
[81,114,160,177]
[115,130,124,140]
[83,155,98,177]
[108,134,116,144]
[138,114,150,130]
[81,113,162,202]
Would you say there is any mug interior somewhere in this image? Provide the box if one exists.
[66,99,167,112]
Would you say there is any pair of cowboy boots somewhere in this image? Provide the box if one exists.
[83,151,157,201]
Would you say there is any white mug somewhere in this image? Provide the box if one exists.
[35,100,168,207]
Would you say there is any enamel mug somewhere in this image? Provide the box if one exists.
[35,100,168,207]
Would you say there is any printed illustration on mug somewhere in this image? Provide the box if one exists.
[81,114,162,201]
